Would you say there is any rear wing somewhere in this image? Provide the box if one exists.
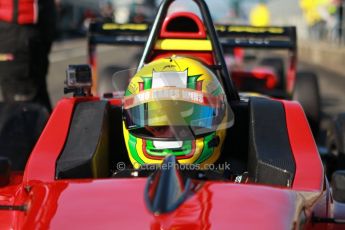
[216,25,297,50]
[88,22,296,50]
[88,22,150,46]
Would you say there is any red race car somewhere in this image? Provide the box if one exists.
[218,25,321,138]
[1,0,345,229]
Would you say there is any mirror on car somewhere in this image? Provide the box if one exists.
[0,157,11,187]
[331,170,345,203]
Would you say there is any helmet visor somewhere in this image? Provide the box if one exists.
[123,88,234,139]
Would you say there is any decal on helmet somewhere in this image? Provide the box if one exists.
[152,70,187,88]
[123,88,222,109]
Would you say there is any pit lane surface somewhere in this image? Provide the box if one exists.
[48,39,345,118]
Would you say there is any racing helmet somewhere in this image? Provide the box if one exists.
[122,56,234,168]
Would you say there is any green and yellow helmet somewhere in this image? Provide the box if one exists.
[122,56,234,168]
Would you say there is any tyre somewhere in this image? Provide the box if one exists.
[331,170,345,203]
[293,71,321,138]
[326,113,345,171]
[0,102,49,170]
[259,57,286,90]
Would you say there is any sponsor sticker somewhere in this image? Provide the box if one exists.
[103,23,148,31]
[124,88,221,109]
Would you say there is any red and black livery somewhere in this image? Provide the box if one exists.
[1,0,345,229]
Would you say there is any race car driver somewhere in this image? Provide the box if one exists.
[122,56,235,170]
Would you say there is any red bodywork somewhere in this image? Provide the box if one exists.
[231,67,278,90]
[0,178,319,229]
[1,96,344,229]
[229,61,296,96]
